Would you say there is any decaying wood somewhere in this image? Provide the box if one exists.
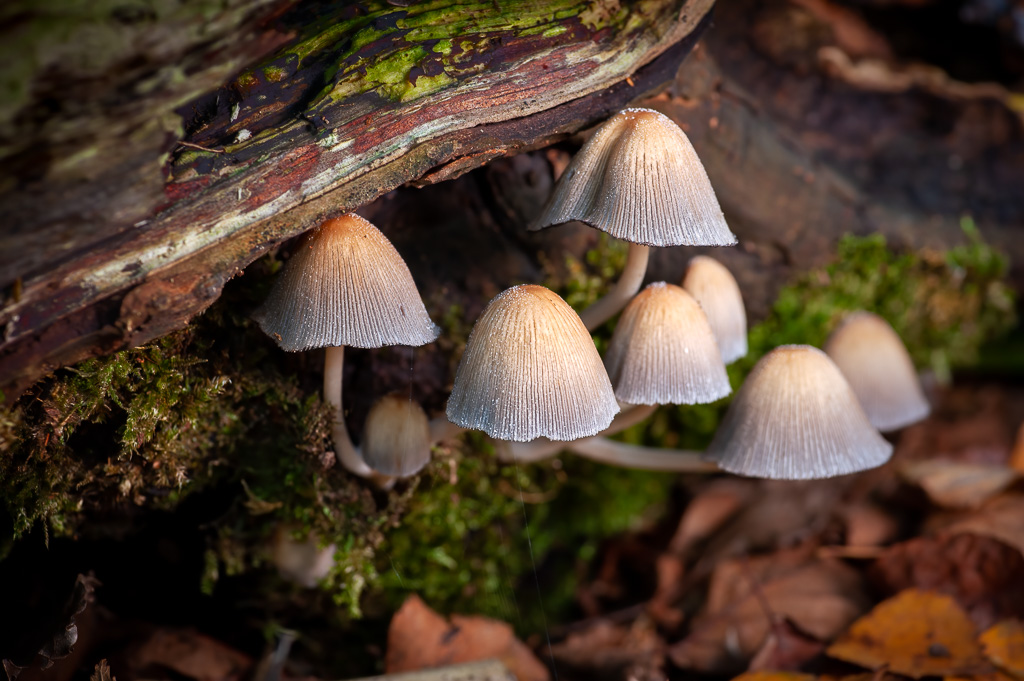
[0,0,714,399]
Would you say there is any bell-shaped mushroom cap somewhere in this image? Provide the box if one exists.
[604,282,731,405]
[682,256,748,364]
[533,108,737,247]
[446,285,619,442]
[824,311,930,432]
[254,214,439,351]
[361,393,432,477]
[704,345,892,479]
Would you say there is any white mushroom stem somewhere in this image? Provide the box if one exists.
[323,345,374,478]
[579,243,651,331]
[566,439,717,472]
[499,403,657,462]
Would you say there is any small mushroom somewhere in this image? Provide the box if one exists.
[604,282,731,405]
[446,284,619,442]
[682,255,748,364]
[704,345,893,479]
[362,393,432,477]
[824,311,930,432]
[254,214,439,478]
[533,108,737,330]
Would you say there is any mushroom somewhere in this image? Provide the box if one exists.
[824,311,930,432]
[681,255,748,364]
[362,393,432,477]
[445,284,620,442]
[533,108,737,330]
[604,282,731,406]
[254,214,439,478]
[704,345,893,479]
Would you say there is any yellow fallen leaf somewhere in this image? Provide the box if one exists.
[981,619,1024,678]
[730,672,816,681]
[827,589,992,678]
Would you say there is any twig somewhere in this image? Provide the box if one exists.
[177,140,226,154]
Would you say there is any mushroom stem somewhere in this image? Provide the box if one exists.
[579,243,650,331]
[499,403,658,462]
[429,418,468,444]
[323,345,374,478]
[566,438,717,472]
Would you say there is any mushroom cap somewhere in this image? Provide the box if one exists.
[446,284,619,442]
[682,255,748,364]
[532,108,737,247]
[254,214,440,351]
[704,345,893,479]
[604,282,731,405]
[824,311,930,432]
[361,393,432,477]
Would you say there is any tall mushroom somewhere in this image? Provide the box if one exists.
[682,256,748,364]
[446,284,619,442]
[604,282,731,406]
[533,108,737,330]
[254,214,439,478]
[824,311,930,432]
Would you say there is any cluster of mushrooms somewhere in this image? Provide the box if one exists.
[254,108,931,486]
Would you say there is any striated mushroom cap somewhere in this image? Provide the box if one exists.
[604,282,731,405]
[704,345,892,479]
[824,311,930,432]
[254,214,439,351]
[361,393,432,477]
[682,256,748,364]
[446,285,619,442]
[533,108,737,247]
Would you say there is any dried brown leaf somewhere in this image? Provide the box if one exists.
[842,503,899,548]
[901,460,1018,509]
[668,479,750,555]
[748,618,825,672]
[130,629,251,681]
[826,589,992,678]
[1011,424,1024,474]
[669,548,867,673]
[949,495,1024,557]
[386,595,549,681]
[90,660,114,681]
[550,618,664,681]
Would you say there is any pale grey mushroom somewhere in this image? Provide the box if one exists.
[682,255,748,364]
[704,345,893,479]
[446,284,619,442]
[532,108,737,330]
[254,214,439,479]
[362,393,432,477]
[824,311,930,432]
[604,282,731,406]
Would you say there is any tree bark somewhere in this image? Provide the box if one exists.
[0,0,714,399]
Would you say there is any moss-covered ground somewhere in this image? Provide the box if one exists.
[0,221,1016,665]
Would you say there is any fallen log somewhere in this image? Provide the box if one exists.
[0,0,714,399]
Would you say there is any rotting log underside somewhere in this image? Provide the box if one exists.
[0,0,714,400]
